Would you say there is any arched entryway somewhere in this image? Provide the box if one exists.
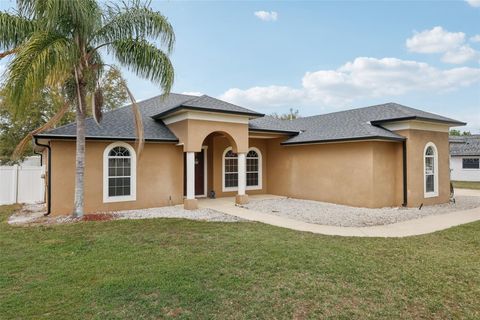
[183,131,241,200]
[166,117,250,209]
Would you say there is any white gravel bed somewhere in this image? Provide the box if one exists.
[8,203,49,225]
[244,196,480,227]
[8,204,244,226]
[113,205,245,222]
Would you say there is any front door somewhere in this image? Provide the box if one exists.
[184,149,205,197]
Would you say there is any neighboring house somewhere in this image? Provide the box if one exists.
[34,93,465,215]
[450,135,480,182]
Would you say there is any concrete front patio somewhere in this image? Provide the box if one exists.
[198,192,480,237]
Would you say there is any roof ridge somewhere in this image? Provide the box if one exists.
[290,102,406,121]
[46,92,197,132]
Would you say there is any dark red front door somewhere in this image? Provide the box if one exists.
[184,149,205,196]
[194,150,205,196]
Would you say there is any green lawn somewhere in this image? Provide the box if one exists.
[453,180,480,190]
[0,205,479,319]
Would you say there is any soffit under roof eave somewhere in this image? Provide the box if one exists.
[370,116,466,127]
[152,106,264,121]
[160,109,258,125]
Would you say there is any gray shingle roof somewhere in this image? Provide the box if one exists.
[365,103,465,125]
[38,93,196,141]
[450,135,480,156]
[152,94,263,118]
[281,103,465,145]
[38,93,263,141]
[37,96,465,146]
[249,116,300,133]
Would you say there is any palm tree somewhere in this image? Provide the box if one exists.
[0,0,175,217]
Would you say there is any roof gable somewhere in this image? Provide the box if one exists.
[279,102,464,145]
[152,94,263,118]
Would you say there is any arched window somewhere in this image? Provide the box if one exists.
[103,142,136,203]
[246,149,260,188]
[222,147,262,191]
[424,142,438,198]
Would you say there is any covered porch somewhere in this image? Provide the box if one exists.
[182,132,272,209]
[162,107,276,209]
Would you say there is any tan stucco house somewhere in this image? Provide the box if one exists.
[34,93,465,215]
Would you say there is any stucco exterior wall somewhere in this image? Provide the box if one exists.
[371,142,404,207]
[395,129,450,206]
[266,139,403,208]
[50,140,184,216]
[450,156,480,182]
[46,126,450,214]
[167,119,249,153]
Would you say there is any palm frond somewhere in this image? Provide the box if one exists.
[108,38,174,93]
[4,31,76,113]
[0,12,35,50]
[17,0,101,36]
[92,87,103,124]
[93,2,174,53]
[110,66,144,156]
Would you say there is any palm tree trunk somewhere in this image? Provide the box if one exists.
[73,85,87,218]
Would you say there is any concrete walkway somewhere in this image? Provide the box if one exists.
[198,193,480,237]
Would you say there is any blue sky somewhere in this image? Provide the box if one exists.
[1,0,479,131]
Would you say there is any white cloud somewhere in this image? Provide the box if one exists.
[406,26,479,64]
[442,46,479,64]
[466,0,480,7]
[222,86,302,108]
[254,11,278,22]
[220,57,480,109]
[406,26,465,53]
[470,35,480,42]
[182,91,203,96]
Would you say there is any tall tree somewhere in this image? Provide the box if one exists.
[450,129,472,136]
[0,0,175,217]
[0,68,128,164]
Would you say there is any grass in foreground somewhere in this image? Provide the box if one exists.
[0,205,479,319]
[453,180,480,190]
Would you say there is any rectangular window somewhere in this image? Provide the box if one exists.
[108,157,131,197]
[224,157,238,188]
[246,158,259,187]
[425,175,434,193]
[462,158,479,169]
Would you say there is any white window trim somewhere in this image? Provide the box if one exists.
[222,146,262,192]
[424,142,438,198]
[103,142,137,203]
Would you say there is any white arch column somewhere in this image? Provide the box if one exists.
[236,152,249,205]
[184,151,198,210]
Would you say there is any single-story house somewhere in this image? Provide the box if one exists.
[450,135,480,182]
[34,93,465,215]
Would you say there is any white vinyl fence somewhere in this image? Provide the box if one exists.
[0,165,46,205]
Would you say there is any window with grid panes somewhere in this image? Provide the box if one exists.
[107,147,132,197]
